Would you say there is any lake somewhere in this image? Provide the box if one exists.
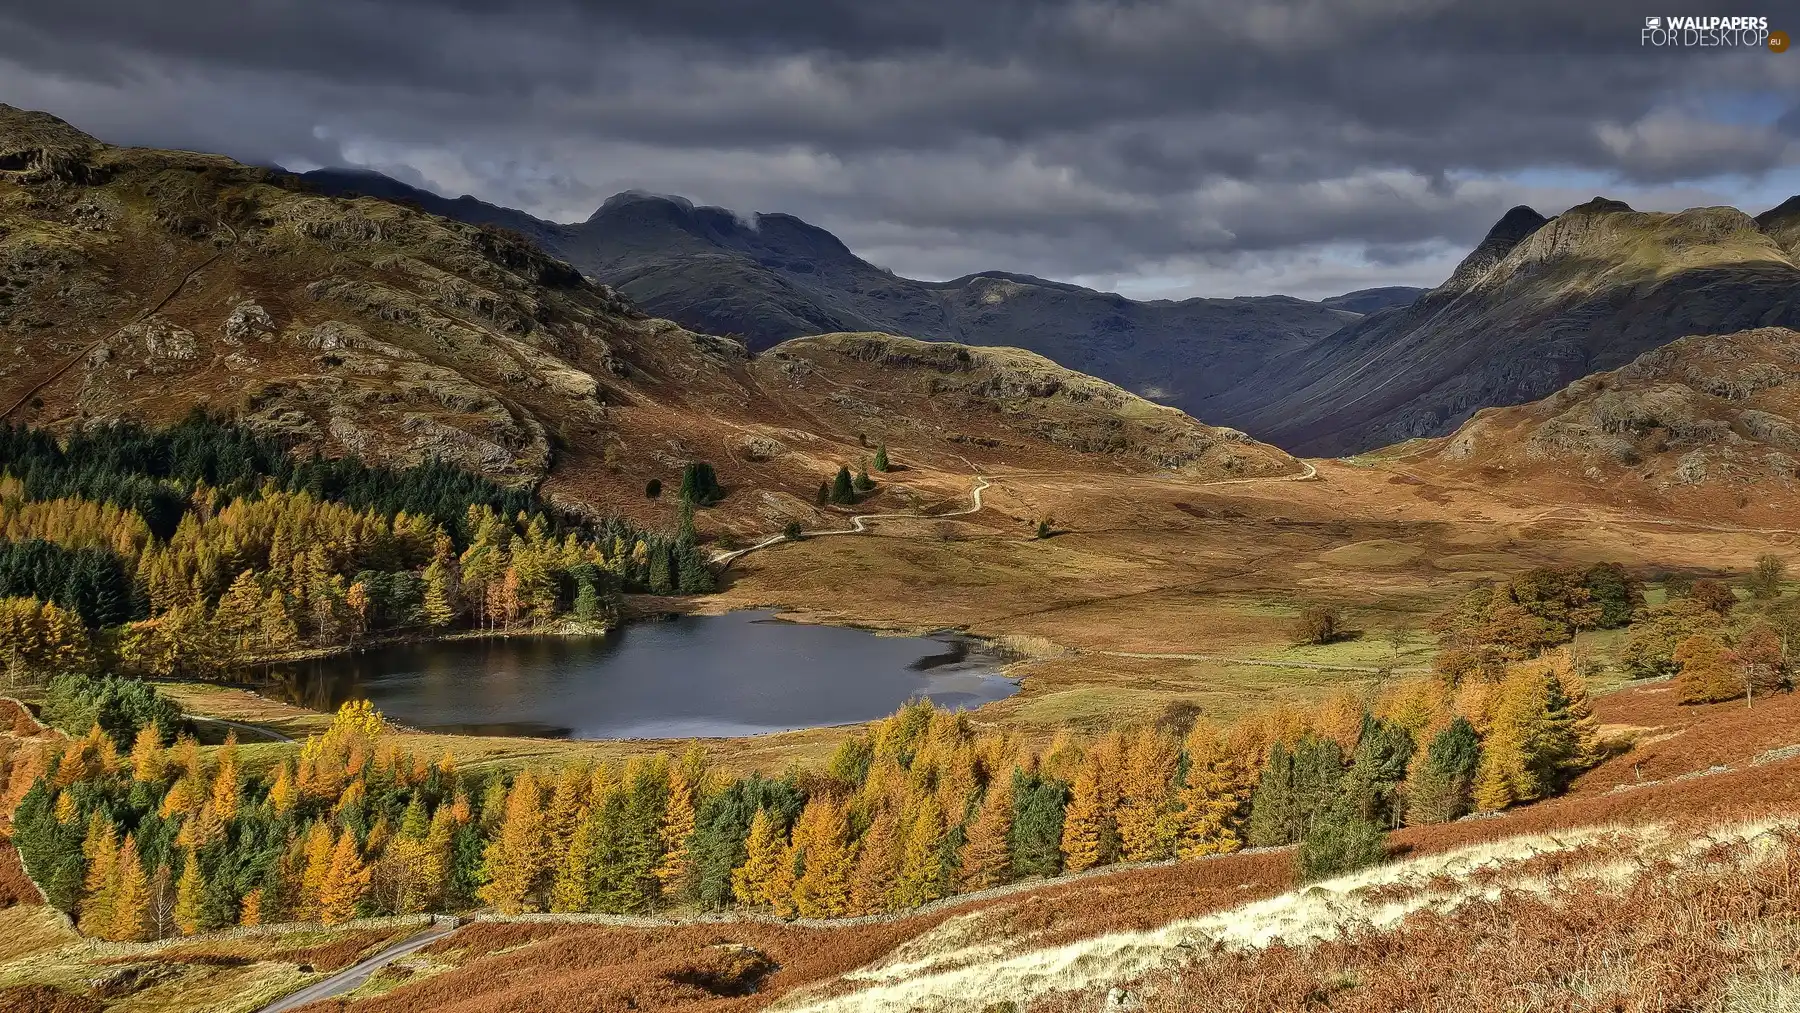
[259,609,1017,739]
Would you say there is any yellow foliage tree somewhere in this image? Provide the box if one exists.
[298,820,336,920]
[210,732,240,821]
[318,830,371,925]
[109,833,151,942]
[1060,764,1105,873]
[850,804,902,915]
[957,777,1014,891]
[1174,723,1248,859]
[790,796,853,917]
[731,807,789,910]
[477,770,547,914]
[173,850,206,936]
[1116,726,1178,862]
[892,794,946,909]
[77,813,118,936]
[129,722,164,783]
[654,762,700,900]
[548,817,594,914]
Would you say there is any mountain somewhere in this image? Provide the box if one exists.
[1205,199,1800,455]
[1318,286,1429,314]
[298,172,1364,413]
[0,105,1298,534]
[1405,326,1799,521]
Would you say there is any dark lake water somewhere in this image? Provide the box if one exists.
[259,610,1017,739]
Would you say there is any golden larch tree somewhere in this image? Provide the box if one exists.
[1174,723,1247,859]
[731,807,789,910]
[1060,763,1105,873]
[173,850,207,936]
[1116,725,1179,862]
[128,722,164,783]
[790,796,853,918]
[477,770,547,914]
[850,804,903,915]
[318,830,371,925]
[892,794,946,909]
[957,776,1014,891]
[109,833,152,943]
[77,813,119,936]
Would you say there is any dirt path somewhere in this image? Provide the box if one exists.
[182,713,296,745]
[256,920,459,1013]
[713,458,1320,568]
[1095,650,1431,674]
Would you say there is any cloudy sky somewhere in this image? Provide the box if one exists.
[3,1,1798,299]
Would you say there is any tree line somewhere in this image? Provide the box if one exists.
[10,644,1604,937]
[1432,559,1796,706]
[0,416,718,681]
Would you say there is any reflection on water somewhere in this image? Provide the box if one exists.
[259,609,1017,739]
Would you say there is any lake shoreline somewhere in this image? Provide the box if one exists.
[248,607,1019,741]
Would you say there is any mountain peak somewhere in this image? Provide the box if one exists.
[591,189,698,220]
[1755,195,1800,227]
[1564,196,1634,215]
[1443,205,1549,289]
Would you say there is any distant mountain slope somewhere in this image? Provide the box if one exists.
[0,105,1297,537]
[1206,199,1800,455]
[298,172,1362,413]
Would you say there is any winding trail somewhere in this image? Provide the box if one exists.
[256,920,459,1013]
[711,458,1318,568]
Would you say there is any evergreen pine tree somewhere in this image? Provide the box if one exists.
[1008,768,1066,879]
[873,445,889,472]
[830,467,855,505]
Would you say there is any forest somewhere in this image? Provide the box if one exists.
[0,414,717,680]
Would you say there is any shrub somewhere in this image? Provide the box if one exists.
[645,478,662,500]
[782,521,803,541]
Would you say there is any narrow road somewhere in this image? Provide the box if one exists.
[183,713,296,744]
[256,920,459,1013]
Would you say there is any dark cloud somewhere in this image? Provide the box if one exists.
[1,0,1795,298]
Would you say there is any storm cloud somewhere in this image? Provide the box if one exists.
[3,0,1796,298]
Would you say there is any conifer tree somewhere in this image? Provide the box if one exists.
[239,888,264,927]
[478,771,547,914]
[298,820,336,920]
[1174,724,1248,858]
[830,466,855,505]
[957,777,1014,891]
[1059,764,1105,873]
[893,795,946,908]
[655,764,700,902]
[815,481,829,507]
[77,813,118,936]
[1405,717,1482,826]
[318,830,371,925]
[873,445,889,472]
[129,722,164,782]
[173,849,206,936]
[1009,767,1066,879]
[549,818,594,914]
[209,732,241,822]
[849,804,902,914]
[109,833,151,942]
[1117,726,1178,861]
[790,796,854,917]
[732,807,787,909]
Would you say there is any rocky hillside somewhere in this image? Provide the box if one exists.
[1409,327,1800,518]
[1207,199,1800,455]
[0,105,1298,536]
[300,172,1387,414]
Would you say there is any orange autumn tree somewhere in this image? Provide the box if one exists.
[1675,633,1742,704]
[1174,723,1248,858]
[479,769,547,914]
[957,776,1014,891]
[789,796,854,917]
[1060,763,1106,873]
[1116,726,1179,861]
[318,830,372,925]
